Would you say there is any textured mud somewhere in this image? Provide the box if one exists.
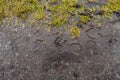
[0,17,120,80]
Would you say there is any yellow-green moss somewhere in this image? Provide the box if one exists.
[0,0,8,21]
[108,0,120,11]
[11,0,38,19]
[0,0,38,21]
[51,13,70,27]
[80,15,91,23]
[51,4,70,26]
[70,26,81,38]
[88,0,97,3]
[34,5,45,20]
[62,0,78,7]
[102,0,120,19]
[89,6,97,13]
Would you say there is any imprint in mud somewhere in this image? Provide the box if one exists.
[85,40,100,56]
[42,52,81,72]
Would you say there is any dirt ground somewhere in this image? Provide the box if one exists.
[0,15,120,80]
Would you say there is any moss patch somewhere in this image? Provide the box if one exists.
[0,0,120,38]
[70,26,81,38]
[80,15,91,23]
[34,5,45,20]
[0,0,39,22]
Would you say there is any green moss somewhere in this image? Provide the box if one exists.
[0,0,8,21]
[80,15,91,23]
[70,26,81,38]
[88,0,97,3]
[12,0,37,19]
[51,11,70,27]
[50,0,78,27]
[0,0,38,21]
[79,5,85,12]
[50,4,70,26]
[108,0,120,11]
[89,7,96,13]
[62,0,78,7]
[34,5,45,20]
[102,0,120,19]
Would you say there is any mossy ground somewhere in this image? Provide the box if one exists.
[0,0,120,38]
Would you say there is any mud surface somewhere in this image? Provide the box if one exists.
[0,17,120,80]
